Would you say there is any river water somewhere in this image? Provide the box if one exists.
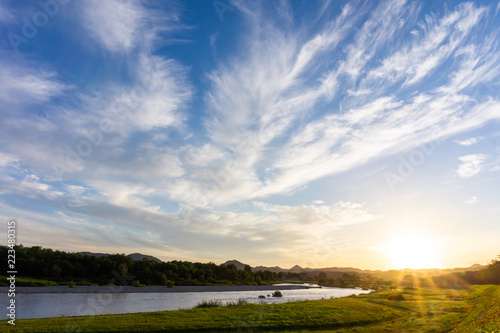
[8,283,371,319]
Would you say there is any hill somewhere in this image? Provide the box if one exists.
[78,252,485,278]
[73,250,490,281]
[128,253,162,263]
[79,251,109,258]
[232,259,486,280]
[221,260,247,270]
[79,251,162,263]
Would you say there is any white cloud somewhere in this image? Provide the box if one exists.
[340,0,416,80]
[466,196,478,204]
[0,175,62,199]
[0,153,18,167]
[361,2,486,90]
[77,0,193,135]
[454,136,484,146]
[81,0,182,53]
[187,143,220,162]
[169,5,363,206]
[82,0,145,52]
[98,55,193,134]
[457,154,488,178]
[205,1,360,151]
[176,201,375,252]
[254,201,375,228]
[0,61,69,105]
[346,88,371,96]
[177,200,375,266]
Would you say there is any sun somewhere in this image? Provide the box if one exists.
[382,234,443,270]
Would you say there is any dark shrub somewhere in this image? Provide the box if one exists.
[194,300,223,308]
[387,293,406,300]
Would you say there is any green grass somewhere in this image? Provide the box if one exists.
[225,298,251,307]
[0,297,402,332]
[193,300,224,308]
[194,298,251,308]
[1,276,59,287]
[451,285,500,333]
[288,285,500,333]
[2,286,499,332]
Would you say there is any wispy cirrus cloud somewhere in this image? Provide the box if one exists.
[457,154,488,178]
[0,61,69,106]
[0,152,18,167]
[166,2,364,205]
[339,0,419,80]
[169,0,500,205]
[204,2,359,149]
[81,0,146,52]
[0,0,193,214]
[90,55,193,134]
[81,0,185,53]
[454,136,484,146]
[360,2,487,89]
[77,1,193,133]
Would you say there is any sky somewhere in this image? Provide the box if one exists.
[0,0,499,271]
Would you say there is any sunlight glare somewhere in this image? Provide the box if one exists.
[383,234,442,270]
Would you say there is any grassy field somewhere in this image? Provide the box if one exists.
[451,285,500,333]
[0,276,59,287]
[2,285,499,332]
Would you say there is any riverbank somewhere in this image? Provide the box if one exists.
[0,283,315,294]
[2,285,499,332]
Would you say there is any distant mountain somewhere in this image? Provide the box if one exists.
[80,252,485,279]
[79,251,110,258]
[369,264,487,280]
[223,260,486,280]
[222,260,248,270]
[317,266,365,273]
[250,264,365,274]
[78,251,161,263]
[128,253,162,263]
[252,265,284,273]
[289,265,304,273]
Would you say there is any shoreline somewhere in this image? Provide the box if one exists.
[0,284,316,294]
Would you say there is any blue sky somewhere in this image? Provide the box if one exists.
[0,0,499,270]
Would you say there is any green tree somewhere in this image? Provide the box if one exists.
[480,254,500,284]
[51,264,62,278]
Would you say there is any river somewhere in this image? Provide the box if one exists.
[5,283,371,319]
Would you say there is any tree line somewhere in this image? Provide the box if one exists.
[0,245,284,286]
[397,255,500,289]
[431,254,500,288]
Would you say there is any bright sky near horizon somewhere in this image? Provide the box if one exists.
[0,0,499,270]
